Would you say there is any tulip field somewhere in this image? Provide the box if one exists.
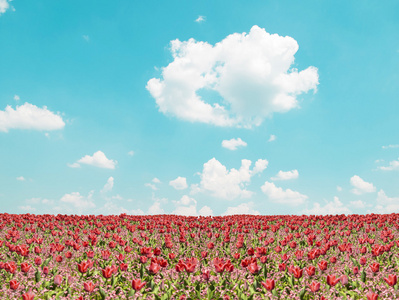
[1,213,399,299]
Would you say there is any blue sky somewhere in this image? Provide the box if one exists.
[1,0,398,216]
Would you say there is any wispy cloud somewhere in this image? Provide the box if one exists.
[382,144,399,149]
[195,15,206,23]
[378,158,399,171]
[268,134,276,142]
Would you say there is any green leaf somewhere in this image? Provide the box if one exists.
[127,289,136,298]
[361,269,366,283]
[35,269,41,283]
[272,289,279,298]
[299,287,306,300]
[99,287,106,300]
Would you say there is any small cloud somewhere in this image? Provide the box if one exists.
[101,177,114,193]
[189,184,201,195]
[350,175,376,195]
[145,183,158,191]
[261,181,307,206]
[147,201,164,215]
[195,15,206,23]
[16,176,25,181]
[128,150,135,156]
[222,138,247,150]
[60,191,95,213]
[67,162,81,168]
[373,189,399,214]
[382,144,399,149]
[0,0,11,14]
[0,102,65,132]
[271,170,298,181]
[375,159,384,163]
[349,200,366,209]
[71,151,117,169]
[336,186,342,192]
[268,134,276,142]
[199,205,213,216]
[169,176,188,190]
[82,35,90,42]
[152,177,161,183]
[222,202,259,216]
[378,158,399,171]
[18,205,36,212]
[301,196,351,215]
[13,95,20,101]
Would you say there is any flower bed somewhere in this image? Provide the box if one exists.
[0,213,398,299]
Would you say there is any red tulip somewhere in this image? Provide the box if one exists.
[77,261,90,274]
[34,257,42,266]
[278,263,286,271]
[102,266,113,279]
[132,278,146,291]
[21,263,31,273]
[384,274,397,286]
[353,266,359,275]
[370,262,379,273]
[149,262,161,274]
[340,274,349,285]
[83,281,95,293]
[261,279,275,291]
[306,265,315,277]
[201,251,208,258]
[22,289,35,300]
[366,291,378,300]
[292,266,303,279]
[43,266,49,275]
[248,262,260,275]
[207,242,214,249]
[318,260,328,271]
[326,274,340,287]
[329,256,337,263]
[9,279,19,290]
[202,269,210,281]
[359,257,367,265]
[169,253,176,260]
[309,281,320,293]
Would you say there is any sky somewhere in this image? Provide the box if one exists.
[1,0,399,216]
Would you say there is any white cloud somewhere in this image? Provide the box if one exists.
[145,183,158,191]
[60,191,95,213]
[268,134,276,142]
[379,158,399,171]
[13,95,20,101]
[0,0,11,14]
[350,175,376,195]
[198,158,268,200]
[71,151,117,169]
[18,205,36,212]
[382,145,399,149]
[128,150,135,156]
[16,176,25,181]
[301,197,351,215]
[190,183,201,195]
[261,181,307,205]
[222,202,259,216]
[147,201,165,215]
[199,205,213,216]
[146,25,319,128]
[271,169,298,181]
[373,190,399,214]
[195,15,206,23]
[349,200,366,209]
[253,159,269,174]
[375,159,384,163]
[169,176,188,190]
[337,186,342,192]
[101,177,114,193]
[0,103,65,132]
[83,35,90,42]
[152,177,161,183]
[222,138,247,150]
[67,162,81,168]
